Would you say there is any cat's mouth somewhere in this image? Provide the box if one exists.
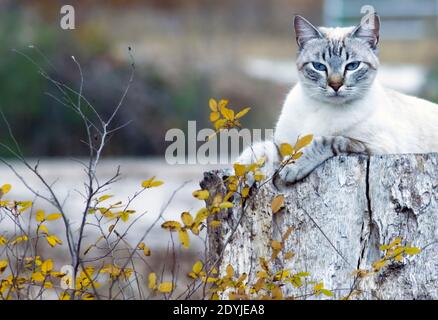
[327,91,346,99]
[324,90,354,103]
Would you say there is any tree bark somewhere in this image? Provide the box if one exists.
[201,154,438,299]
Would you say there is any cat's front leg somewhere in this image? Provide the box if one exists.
[275,136,367,185]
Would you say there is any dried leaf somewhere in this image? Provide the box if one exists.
[161,221,182,232]
[233,163,246,177]
[295,134,314,151]
[158,282,173,293]
[36,210,45,223]
[192,261,203,274]
[192,190,210,200]
[181,212,193,227]
[209,98,218,112]
[279,143,294,157]
[179,229,190,249]
[271,195,285,214]
[235,107,251,119]
[148,272,157,289]
[45,213,62,221]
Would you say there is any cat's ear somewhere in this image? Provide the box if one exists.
[351,14,380,49]
[294,15,323,48]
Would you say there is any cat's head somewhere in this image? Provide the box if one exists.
[294,15,380,104]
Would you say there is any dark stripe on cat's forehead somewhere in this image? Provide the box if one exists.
[328,39,347,58]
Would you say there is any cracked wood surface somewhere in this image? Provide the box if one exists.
[201,154,438,299]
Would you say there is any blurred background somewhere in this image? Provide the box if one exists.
[0,0,438,287]
[1,0,437,158]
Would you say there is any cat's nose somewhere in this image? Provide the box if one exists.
[328,81,343,92]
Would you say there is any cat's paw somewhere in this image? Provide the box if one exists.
[332,136,368,155]
[274,160,312,186]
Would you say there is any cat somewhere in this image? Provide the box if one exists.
[237,14,438,185]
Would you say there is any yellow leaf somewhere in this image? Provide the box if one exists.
[227,182,237,192]
[97,195,113,202]
[209,98,218,112]
[233,163,246,177]
[194,208,209,224]
[59,292,70,300]
[254,171,265,181]
[242,187,250,198]
[214,119,227,131]
[148,272,157,289]
[192,190,210,200]
[389,238,402,248]
[314,283,324,291]
[0,184,11,195]
[179,229,190,249]
[220,107,234,121]
[18,201,32,213]
[271,195,285,214]
[404,247,421,255]
[143,247,151,256]
[41,259,53,274]
[372,260,387,271]
[192,261,203,274]
[0,260,8,273]
[46,235,62,247]
[10,235,28,245]
[394,254,403,261]
[235,107,251,119]
[118,211,130,222]
[161,221,182,232]
[211,293,220,300]
[274,270,290,281]
[36,210,45,223]
[295,134,314,151]
[45,213,62,221]
[191,224,200,235]
[292,151,303,160]
[31,272,45,282]
[219,202,234,209]
[0,236,6,246]
[226,264,234,278]
[150,181,164,188]
[210,111,220,122]
[279,143,294,157]
[141,176,164,188]
[181,212,194,228]
[321,289,334,297]
[218,99,229,110]
[82,293,95,300]
[158,282,173,293]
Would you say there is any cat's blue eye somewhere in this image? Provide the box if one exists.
[346,61,361,71]
[311,62,327,72]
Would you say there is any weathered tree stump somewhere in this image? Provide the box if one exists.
[201,154,438,299]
